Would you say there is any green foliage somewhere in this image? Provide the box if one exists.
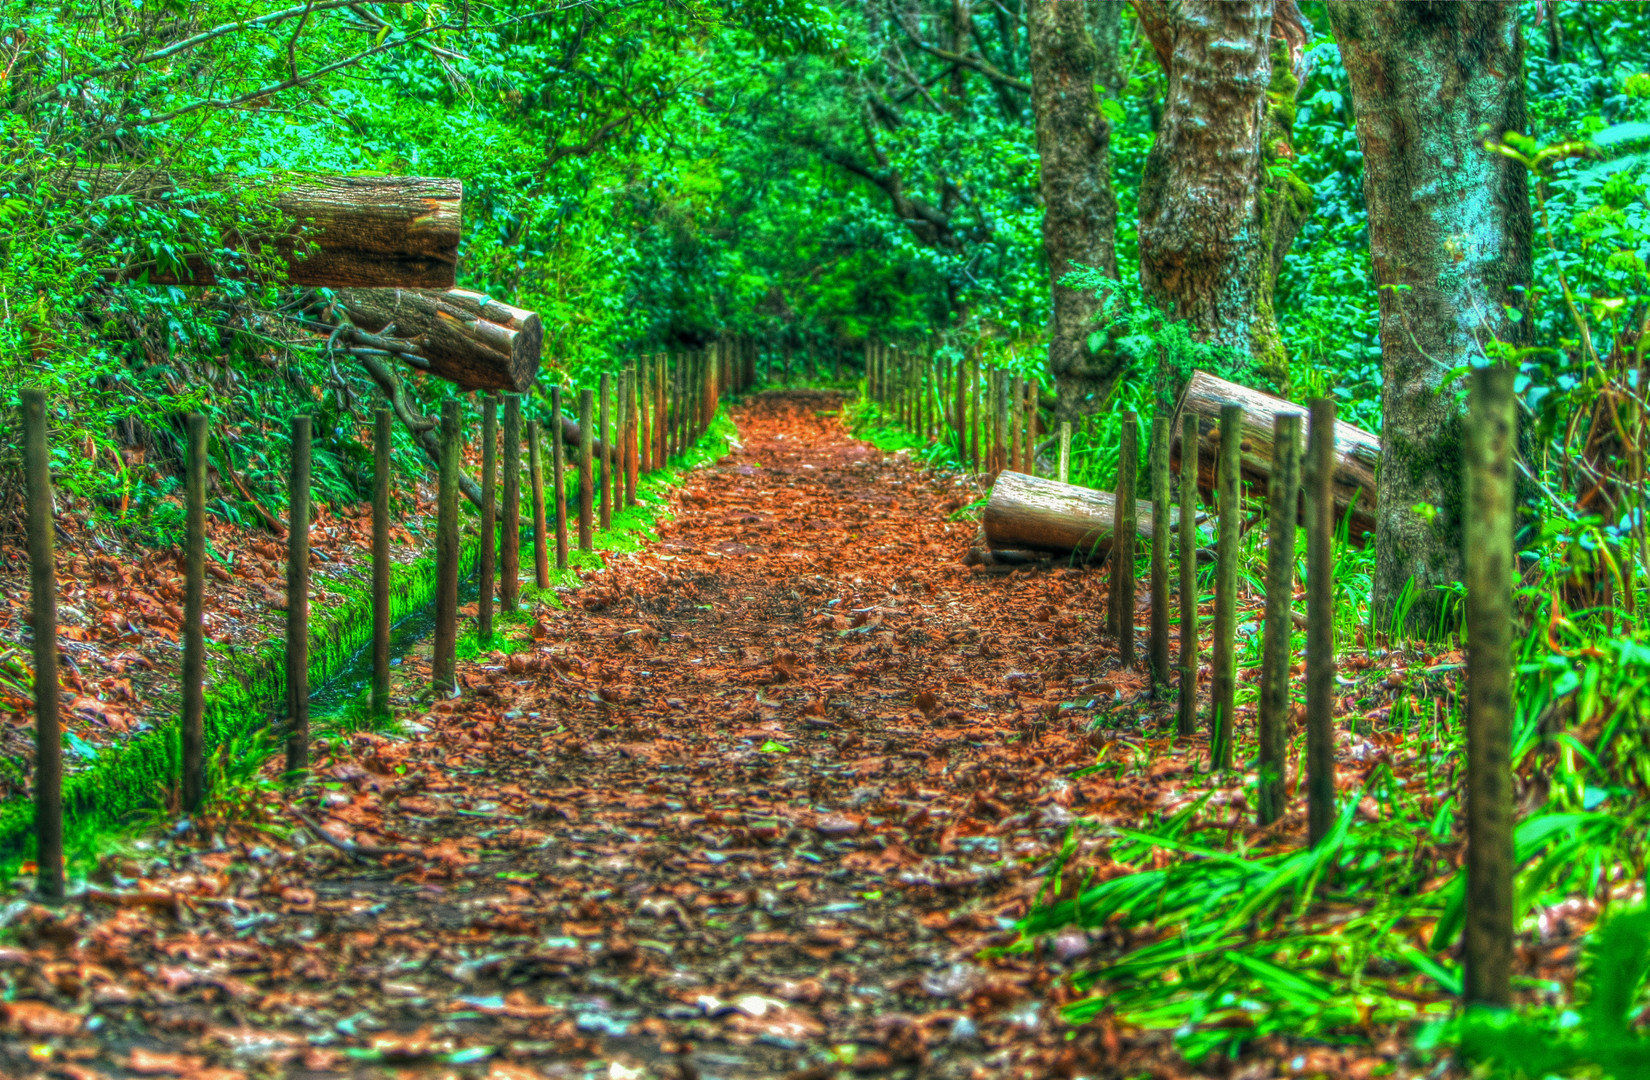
[1460,907,1650,1079]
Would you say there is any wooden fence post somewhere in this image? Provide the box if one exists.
[1003,374,1016,471]
[528,419,549,589]
[1178,411,1199,738]
[639,355,654,473]
[1113,413,1138,666]
[432,400,460,695]
[970,353,982,473]
[578,389,595,550]
[1306,398,1337,845]
[599,373,613,530]
[1464,365,1516,1008]
[181,412,206,813]
[500,396,521,613]
[1257,414,1301,826]
[1210,403,1243,772]
[623,367,637,507]
[478,395,497,644]
[285,415,312,775]
[373,409,392,716]
[1149,414,1172,693]
[1025,379,1038,474]
[23,389,65,904]
[551,386,570,569]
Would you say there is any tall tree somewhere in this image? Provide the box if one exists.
[1133,0,1311,393]
[1028,0,1120,421]
[1327,1,1531,635]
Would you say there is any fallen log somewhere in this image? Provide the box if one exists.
[1171,370,1379,543]
[983,471,1183,560]
[335,288,542,393]
[75,169,461,288]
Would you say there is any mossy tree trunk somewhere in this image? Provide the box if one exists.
[1134,1,1311,395]
[1028,0,1120,423]
[1326,1,1531,637]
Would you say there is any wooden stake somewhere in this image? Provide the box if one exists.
[639,356,654,472]
[1059,421,1071,484]
[1149,414,1172,693]
[599,372,613,530]
[181,412,206,813]
[285,415,312,774]
[1210,404,1243,772]
[372,408,392,716]
[1465,365,1515,1008]
[432,400,461,696]
[1306,398,1337,845]
[478,395,497,644]
[501,395,522,614]
[1025,379,1038,474]
[1257,414,1301,826]
[1178,411,1199,738]
[1003,374,1016,471]
[23,390,64,904]
[578,389,594,551]
[1113,413,1138,666]
[970,353,982,473]
[528,419,549,589]
[551,386,570,569]
[622,367,637,507]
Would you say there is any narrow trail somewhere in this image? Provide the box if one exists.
[7,391,1185,1080]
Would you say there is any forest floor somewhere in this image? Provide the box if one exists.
[1,391,1413,1080]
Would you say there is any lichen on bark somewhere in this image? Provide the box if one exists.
[1134,0,1310,396]
[1327,0,1532,637]
[1028,0,1120,423]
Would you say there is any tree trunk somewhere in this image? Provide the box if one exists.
[1134,2,1311,391]
[1327,1,1531,635]
[336,288,543,393]
[75,169,461,288]
[1172,370,1379,543]
[983,470,1184,559]
[1028,0,1119,422]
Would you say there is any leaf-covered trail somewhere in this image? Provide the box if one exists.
[7,391,1171,1080]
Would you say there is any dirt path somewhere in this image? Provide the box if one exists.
[5,391,1167,1080]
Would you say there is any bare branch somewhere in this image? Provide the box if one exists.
[889,4,1031,93]
[129,25,449,127]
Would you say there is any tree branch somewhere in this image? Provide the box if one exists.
[889,5,1031,92]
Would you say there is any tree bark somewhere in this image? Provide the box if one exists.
[1172,370,1380,543]
[1134,1,1311,390]
[76,169,461,288]
[982,470,1183,559]
[335,288,543,393]
[1327,1,1532,635]
[1029,0,1119,422]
